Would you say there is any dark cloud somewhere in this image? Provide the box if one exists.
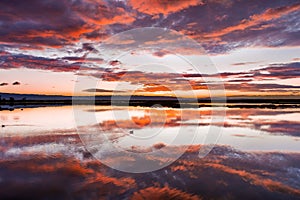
[232,61,262,66]
[82,88,125,93]
[0,0,85,47]
[184,61,299,83]
[253,62,300,79]
[12,81,21,85]
[223,83,300,92]
[0,51,95,72]
[0,82,8,86]
[82,43,97,52]
[109,60,122,66]
[152,50,170,57]
[220,62,300,81]
[259,120,300,137]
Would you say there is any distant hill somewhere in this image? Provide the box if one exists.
[0,93,72,101]
[0,92,184,101]
[0,92,299,103]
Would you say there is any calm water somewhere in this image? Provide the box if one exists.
[1,105,299,153]
[1,105,300,199]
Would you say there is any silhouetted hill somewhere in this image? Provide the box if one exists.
[0,93,299,109]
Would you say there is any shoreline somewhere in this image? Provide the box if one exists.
[1,100,300,111]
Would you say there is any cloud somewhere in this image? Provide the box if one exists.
[157,1,300,53]
[74,1,136,26]
[0,51,96,72]
[221,62,300,81]
[231,61,262,66]
[259,120,300,137]
[0,0,86,47]
[0,50,293,95]
[76,61,300,95]
[0,83,8,86]
[203,3,300,38]
[12,81,20,85]
[0,0,136,48]
[129,0,203,16]
[0,0,298,54]
[137,85,173,92]
[223,83,300,93]
[152,50,170,57]
[83,88,125,93]
[109,60,122,66]
[153,142,167,149]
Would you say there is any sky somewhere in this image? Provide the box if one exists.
[0,0,299,97]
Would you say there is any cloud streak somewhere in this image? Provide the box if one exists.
[203,3,300,38]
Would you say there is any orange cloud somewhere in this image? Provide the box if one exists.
[129,0,203,15]
[204,3,300,38]
[137,85,172,92]
[79,9,136,26]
